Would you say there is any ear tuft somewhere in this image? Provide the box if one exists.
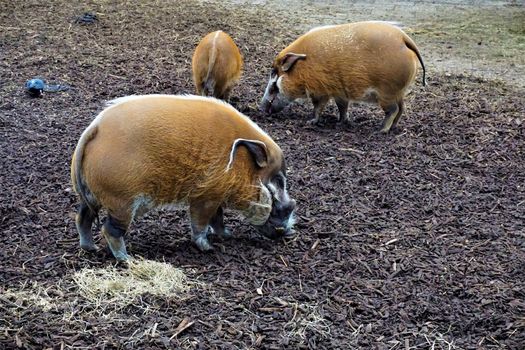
[226,139,268,171]
[281,53,307,72]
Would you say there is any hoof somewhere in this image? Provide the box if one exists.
[79,237,98,252]
[338,118,353,126]
[194,236,214,252]
[210,226,232,238]
[219,228,233,238]
[105,243,131,261]
[105,235,130,261]
[114,251,132,261]
[306,119,320,126]
[80,242,98,252]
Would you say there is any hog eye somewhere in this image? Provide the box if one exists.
[270,68,277,78]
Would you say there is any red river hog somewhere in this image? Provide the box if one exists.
[192,30,243,100]
[260,21,426,133]
[71,95,296,261]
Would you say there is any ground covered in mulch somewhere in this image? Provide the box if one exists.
[1,1,524,349]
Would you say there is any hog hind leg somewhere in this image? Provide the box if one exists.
[102,212,132,261]
[391,100,405,129]
[76,202,99,252]
[380,101,400,133]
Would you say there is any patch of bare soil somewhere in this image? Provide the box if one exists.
[1,1,524,349]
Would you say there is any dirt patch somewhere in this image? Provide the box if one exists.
[0,0,524,349]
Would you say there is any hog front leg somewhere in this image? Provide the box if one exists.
[210,206,232,238]
[307,95,330,125]
[335,97,350,124]
[189,200,220,251]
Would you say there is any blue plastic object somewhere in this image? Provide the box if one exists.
[25,78,46,97]
[25,78,70,97]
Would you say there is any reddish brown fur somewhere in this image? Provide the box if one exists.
[71,95,282,228]
[275,22,423,101]
[269,22,425,132]
[192,31,243,100]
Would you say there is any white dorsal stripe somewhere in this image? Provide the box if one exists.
[307,21,402,34]
[307,24,337,33]
[365,20,402,27]
[103,94,270,140]
[213,30,221,44]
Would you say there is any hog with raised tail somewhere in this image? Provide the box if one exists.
[192,30,243,100]
[260,21,426,133]
[70,95,296,261]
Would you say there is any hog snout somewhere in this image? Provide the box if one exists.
[260,98,273,114]
[258,199,296,239]
[261,73,287,115]
[272,199,296,222]
[260,93,289,115]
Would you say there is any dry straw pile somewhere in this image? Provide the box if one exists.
[73,258,191,307]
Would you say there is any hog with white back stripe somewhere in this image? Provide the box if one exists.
[70,95,296,261]
[192,30,243,100]
[260,21,426,133]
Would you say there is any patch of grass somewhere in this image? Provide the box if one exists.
[413,6,525,64]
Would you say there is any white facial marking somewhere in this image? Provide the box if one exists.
[284,212,296,231]
[268,175,290,203]
[276,76,284,92]
[264,75,278,97]
[266,182,277,196]
[243,182,272,225]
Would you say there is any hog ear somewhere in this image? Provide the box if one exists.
[226,139,268,171]
[281,53,307,72]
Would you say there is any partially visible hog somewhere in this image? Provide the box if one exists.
[260,21,426,133]
[70,95,295,261]
[192,31,243,100]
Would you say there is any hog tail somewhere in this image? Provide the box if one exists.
[403,35,426,87]
[203,31,220,96]
[71,125,100,224]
